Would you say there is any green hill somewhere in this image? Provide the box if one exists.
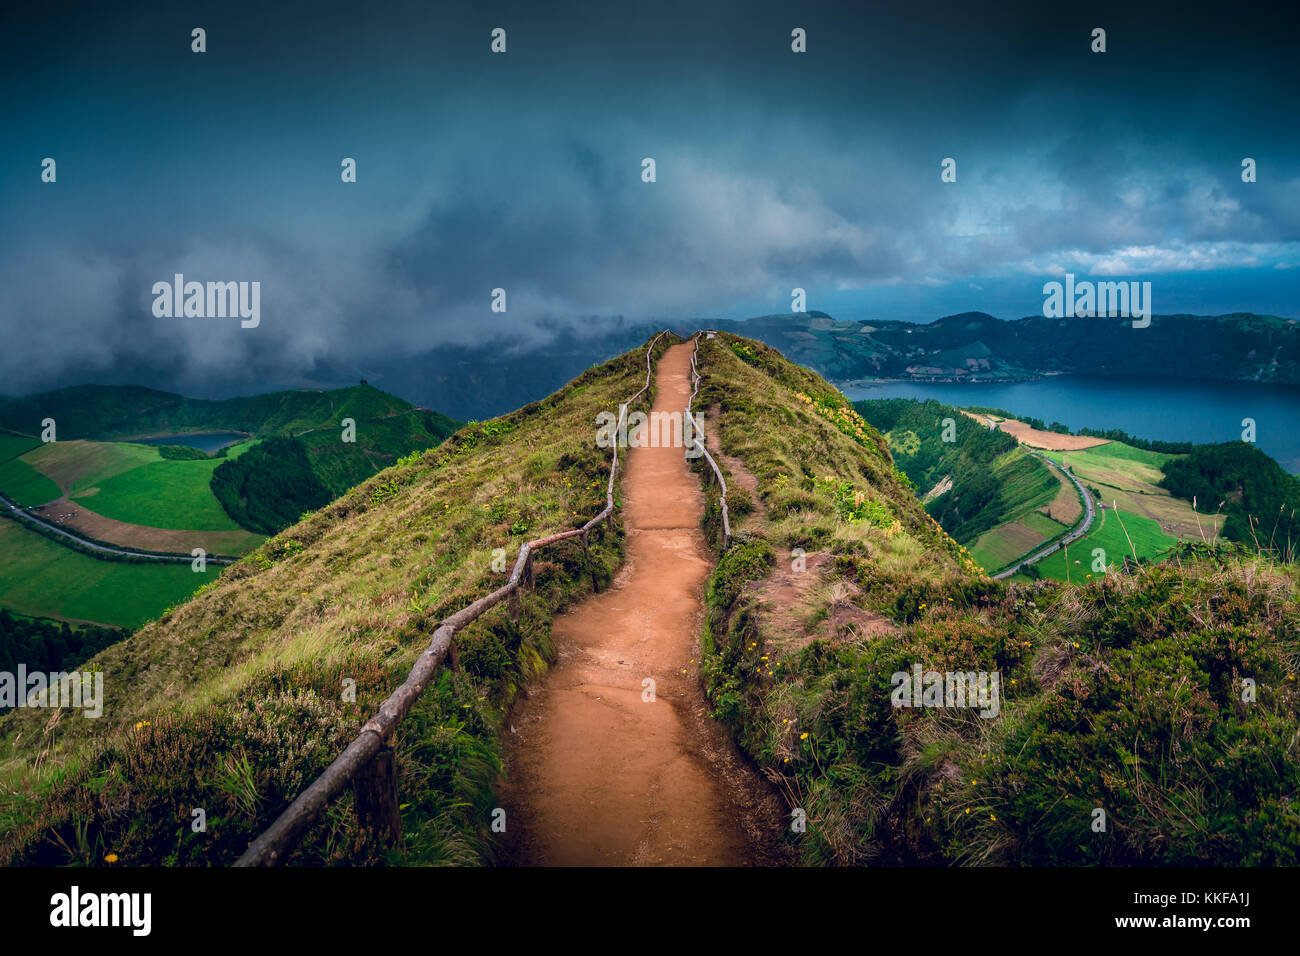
[0,384,430,443]
[854,398,1061,550]
[0,385,462,538]
[0,333,1295,868]
[1160,441,1300,559]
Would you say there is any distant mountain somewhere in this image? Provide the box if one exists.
[0,383,452,443]
[8,311,1294,429]
[349,310,1300,420]
[701,311,1300,386]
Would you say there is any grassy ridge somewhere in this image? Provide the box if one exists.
[694,332,1300,866]
[0,335,675,866]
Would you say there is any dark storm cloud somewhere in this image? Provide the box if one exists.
[1,0,1297,397]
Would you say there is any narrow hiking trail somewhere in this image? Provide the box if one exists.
[500,343,783,866]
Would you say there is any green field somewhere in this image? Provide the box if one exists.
[969,511,1071,571]
[0,433,40,461]
[4,438,258,532]
[79,455,248,530]
[0,457,62,506]
[1020,510,1070,538]
[0,519,213,628]
[0,434,62,506]
[1058,441,1171,468]
[1043,441,1173,488]
[1021,506,1178,583]
[969,522,1040,570]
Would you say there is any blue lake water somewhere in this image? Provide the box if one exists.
[136,432,247,455]
[841,376,1300,473]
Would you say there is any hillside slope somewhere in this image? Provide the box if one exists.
[692,332,1300,865]
[854,397,1063,561]
[0,337,671,865]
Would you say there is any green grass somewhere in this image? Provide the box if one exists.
[1020,506,1178,582]
[0,519,211,628]
[77,456,246,531]
[0,433,59,507]
[23,440,158,496]
[0,433,40,462]
[0,457,62,506]
[967,508,1070,573]
[1020,510,1069,538]
[991,446,1060,516]
[1043,440,1174,484]
[222,439,256,460]
[968,522,1039,571]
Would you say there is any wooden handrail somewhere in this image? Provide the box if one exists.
[234,331,668,866]
[686,333,731,549]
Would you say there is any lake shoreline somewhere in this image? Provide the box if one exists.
[845,374,1300,474]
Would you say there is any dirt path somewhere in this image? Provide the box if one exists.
[499,343,783,866]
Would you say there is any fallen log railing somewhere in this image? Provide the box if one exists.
[686,332,731,550]
[234,330,668,866]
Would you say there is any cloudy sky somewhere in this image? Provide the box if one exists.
[2,0,1297,399]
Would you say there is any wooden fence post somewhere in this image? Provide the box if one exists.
[353,745,402,849]
[581,531,599,592]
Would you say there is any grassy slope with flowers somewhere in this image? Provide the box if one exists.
[692,332,1300,865]
[0,334,677,866]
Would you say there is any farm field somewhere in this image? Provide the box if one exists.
[1044,441,1225,540]
[35,496,262,555]
[964,449,1074,573]
[0,438,262,549]
[964,411,1112,451]
[0,433,62,507]
[1038,459,1083,525]
[0,519,214,628]
[1017,505,1178,583]
[969,511,1070,571]
[969,519,1049,570]
[76,456,245,530]
[19,439,158,496]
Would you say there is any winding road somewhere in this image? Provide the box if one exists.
[0,491,236,565]
[992,453,1096,579]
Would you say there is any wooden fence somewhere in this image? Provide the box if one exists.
[234,331,668,866]
[686,334,731,549]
